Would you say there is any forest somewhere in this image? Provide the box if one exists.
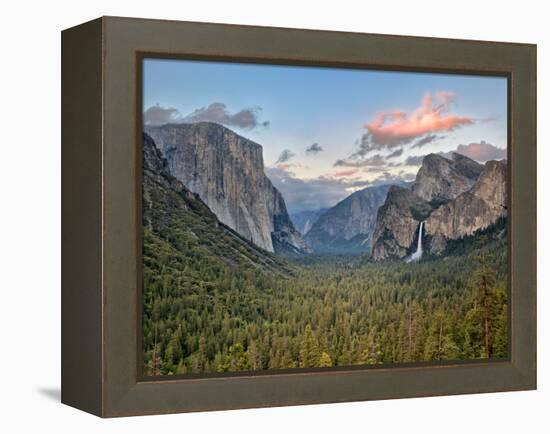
[142,222,507,376]
[141,131,508,376]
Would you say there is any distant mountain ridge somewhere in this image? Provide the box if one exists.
[145,122,309,255]
[305,184,392,254]
[290,209,328,235]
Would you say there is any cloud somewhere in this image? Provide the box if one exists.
[275,149,296,164]
[266,167,352,212]
[143,102,270,129]
[266,166,414,213]
[305,143,323,155]
[183,102,269,129]
[335,154,386,168]
[334,169,359,178]
[350,92,474,158]
[386,148,404,159]
[361,154,387,167]
[411,134,444,149]
[374,171,416,184]
[455,141,506,162]
[143,105,182,125]
[404,140,506,167]
[404,155,426,166]
[334,154,401,170]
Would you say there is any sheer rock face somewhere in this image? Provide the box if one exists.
[425,160,507,252]
[412,153,484,203]
[142,133,291,274]
[305,184,391,253]
[371,153,506,260]
[371,186,432,260]
[144,122,309,254]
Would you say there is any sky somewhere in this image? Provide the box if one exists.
[143,58,507,213]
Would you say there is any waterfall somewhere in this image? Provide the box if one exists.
[406,221,424,263]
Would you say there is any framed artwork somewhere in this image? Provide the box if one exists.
[62,16,536,417]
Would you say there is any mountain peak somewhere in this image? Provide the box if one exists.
[146,122,263,153]
[412,151,483,203]
[425,158,507,253]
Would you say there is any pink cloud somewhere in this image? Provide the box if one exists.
[456,141,506,162]
[334,169,359,178]
[364,92,474,148]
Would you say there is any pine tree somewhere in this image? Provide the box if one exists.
[147,325,163,375]
[318,351,332,367]
[423,310,460,361]
[299,325,320,368]
[360,330,382,365]
[472,256,498,358]
[247,341,263,370]
[191,335,207,373]
[163,326,183,373]
[148,343,163,376]
[226,343,250,371]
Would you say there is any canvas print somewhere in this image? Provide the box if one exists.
[141,58,508,376]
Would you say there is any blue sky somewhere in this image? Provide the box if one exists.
[143,58,507,213]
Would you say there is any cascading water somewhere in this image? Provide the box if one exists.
[406,221,424,263]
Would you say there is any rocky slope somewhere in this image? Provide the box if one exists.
[371,186,433,260]
[371,153,506,260]
[412,153,484,204]
[425,160,507,252]
[145,122,309,255]
[305,184,392,254]
[142,132,291,274]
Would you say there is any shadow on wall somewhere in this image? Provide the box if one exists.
[37,387,60,402]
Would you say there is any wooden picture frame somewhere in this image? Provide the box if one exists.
[61,16,536,417]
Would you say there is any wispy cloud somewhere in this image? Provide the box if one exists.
[305,142,323,155]
[334,168,359,178]
[143,105,182,125]
[143,102,270,129]
[386,148,404,159]
[184,102,270,129]
[404,155,426,166]
[275,149,296,164]
[334,154,398,168]
[411,134,445,149]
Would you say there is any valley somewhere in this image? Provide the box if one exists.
[141,123,508,375]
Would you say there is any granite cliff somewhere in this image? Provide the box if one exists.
[371,186,433,260]
[371,153,506,260]
[145,122,309,255]
[412,153,484,204]
[142,132,291,274]
[424,160,507,252]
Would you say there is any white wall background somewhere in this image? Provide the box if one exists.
[0,0,547,432]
